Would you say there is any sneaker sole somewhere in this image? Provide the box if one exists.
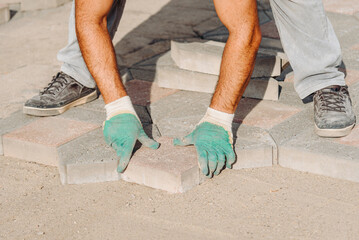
[23,91,98,117]
[315,123,355,138]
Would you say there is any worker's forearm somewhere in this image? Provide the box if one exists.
[210,0,261,114]
[75,0,127,104]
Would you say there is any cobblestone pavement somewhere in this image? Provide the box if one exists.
[0,0,359,239]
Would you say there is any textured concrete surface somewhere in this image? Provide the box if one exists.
[156,52,280,101]
[122,137,199,193]
[233,124,276,169]
[3,117,99,166]
[21,0,71,11]
[171,41,282,77]
[279,129,359,182]
[0,110,37,155]
[0,4,9,24]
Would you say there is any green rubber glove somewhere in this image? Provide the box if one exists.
[173,122,236,178]
[103,113,159,173]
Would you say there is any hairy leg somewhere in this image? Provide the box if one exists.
[75,0,127,104]
[210,0,262,114]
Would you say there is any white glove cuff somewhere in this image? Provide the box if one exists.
[198,107,234,143]
[104,96,139,121]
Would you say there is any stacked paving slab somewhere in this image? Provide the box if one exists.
[156,40,282,101]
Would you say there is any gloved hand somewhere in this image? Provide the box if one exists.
[103,96,159,173]
[173,107,236,178]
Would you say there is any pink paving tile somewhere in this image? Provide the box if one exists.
[121,137,199,193]
[3,117,100,166]
[344,69,359,86]
[125,79,179,106]
[284,72,295,83]
[234,98,302,129]
[350,43,359,51]
[260,20,280,39]
[323,0,359,15]
[335,125,359,147]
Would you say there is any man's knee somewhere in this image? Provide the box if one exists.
[75,0,113,32]
[214,0,262,50]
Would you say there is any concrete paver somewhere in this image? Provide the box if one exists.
[156,52,280,101]
[279,128,359,182]
[171,41,282,77]
[234,98,303,129]
[0,110,37,155]
[3,117,99,166]
[323,0,359,15]
[260,20,280,39]
[0,4,9,24]
[125,79,179,106]
[21,0,71,11]
[122,137,199,193]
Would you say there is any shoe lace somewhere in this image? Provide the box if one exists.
[40,72,69,95]
[316,87,347,113]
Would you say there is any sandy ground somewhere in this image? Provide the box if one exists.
[1,155,359,240]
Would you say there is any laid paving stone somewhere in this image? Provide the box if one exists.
[118,40,170,68]
[233,123,276,168]
[257,0,271,10]
[335,125,359,148]
[156,52,280,101]
[193,16,224,36]
[277,82,309,109]
[234,98,303,129]
[323,0,359,15]
[58,125,161,185]
[58,128,119,185]
[343,68,359,86]
[72,96,153,125]
[149,92,277,166]
[257,9,271,25]
[260,20,280,39]
[278,128,359,183]
[0,4,10,24]
[171,41,281,77]
[121,136,199,193]
[125,79,179,106]
[0,110,37,155]
[21,0,71,11]
[2,117,100,166]
[149,90,211,137]
[129,68,156,82]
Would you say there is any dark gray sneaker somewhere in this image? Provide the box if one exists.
[313,85,356,137]
[23,72,98,116]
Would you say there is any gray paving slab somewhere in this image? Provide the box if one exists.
[58,128,119,185]
[171,41,281,77]
[233,123,276,168]
[156,51,280,100]
[63,97,153,125]
[279,128,359,183]
[21,0,71,11]
[121,136,199,193]
[149,90,211,135]
[58,124,161,185]
[0,110,37,155]
[327,12,359,70]
[0,4,9,24]
[192,16,224,37]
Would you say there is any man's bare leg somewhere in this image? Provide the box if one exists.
[75,0,126,104]
[211,0,261,114]
[174,0,261,177]
[76,0,159,173]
